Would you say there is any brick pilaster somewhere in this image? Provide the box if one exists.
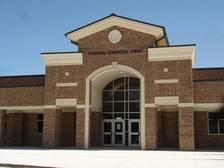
[178,107,195,150]
[43,108,61,147]
[0,110,6,146]
[145,107,158,149]
[76,108,85,148]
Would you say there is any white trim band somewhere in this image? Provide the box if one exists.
[179,103,194,107]
[148,46,196,65]
[0,106,43,111]
[77,104,89,109]
[154,79,178,84]
[56,82,78,87]
[194,103,224,111]
[144,103,156,108]
[55,98,77,107]
[42,53,83,66]
[43,105,57,109]
[155,96,179,106]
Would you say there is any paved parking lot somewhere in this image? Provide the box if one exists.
[0,148,224,168]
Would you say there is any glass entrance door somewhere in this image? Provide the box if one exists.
[103,119,125,146]
[129,119,140,147]
[103,120,113,145]
[114,120,125,146]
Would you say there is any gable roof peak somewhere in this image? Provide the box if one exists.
[65,14,166,43]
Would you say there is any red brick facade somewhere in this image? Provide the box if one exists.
[0,14,224,150]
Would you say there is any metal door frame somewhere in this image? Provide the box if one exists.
[113,119,125,147]
[128,119,140,147]
[102,119,125,147]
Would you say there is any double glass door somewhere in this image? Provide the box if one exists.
[103,119,140,147]
[103,119,125,146]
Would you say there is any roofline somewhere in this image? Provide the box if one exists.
[193,67,224,71]
[193,79,224,82]
[0,74,45,79]
[153,44,196,48]
[0,84,45,88]
[65,13,166,37]
[41,51,81,55]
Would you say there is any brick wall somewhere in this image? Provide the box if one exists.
[90,112,101,146]
[193,81,224,103]
[78,26,157,51]
[194,112,224,149]
[193,68,224,81]
[0,87,44,106]
[0,75,45,87]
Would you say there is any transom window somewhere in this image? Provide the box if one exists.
[102,77,140,119]
[208,112,224,134]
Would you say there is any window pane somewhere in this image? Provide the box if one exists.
[129,78,140,90]
[219,112,224,119]
[131,135,139,144]
[103,102,113,112]
[103,91,113,101]
[114,78,124,91]
[114,102,124,112]
[219,120,224,133]
[208,112,219,119]
[38,114,43,120]
[209,120,218,134]
[129,113,140,119]
[129,102,140,112]
[114,91,124,101]
[102,113,113,119]
[129,91,140,101]
[104,122,112,132]
[131,122,139,132]
[104,135,112,144]
[104,82,113,90]
[125,91,128,101]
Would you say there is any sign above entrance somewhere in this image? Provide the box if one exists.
[87,49,143,55]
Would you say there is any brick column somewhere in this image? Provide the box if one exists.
[90,111,101,147]
[178,107,195,150]
[145,107,158,149]
[76,108,85,148]
[0,110,6,146]
[43,109,61,148]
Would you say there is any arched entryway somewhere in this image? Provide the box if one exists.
[85,64,145,149]
[102,77,140,147]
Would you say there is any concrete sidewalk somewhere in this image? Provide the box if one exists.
[0,149,224,168]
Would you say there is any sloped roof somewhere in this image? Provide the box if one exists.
[65,13,166,43]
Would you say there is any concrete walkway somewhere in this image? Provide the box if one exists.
[0,149,224,168]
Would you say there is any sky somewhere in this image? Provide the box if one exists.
[0,0,224,76]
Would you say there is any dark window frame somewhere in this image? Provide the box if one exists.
[208,112,224,135]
